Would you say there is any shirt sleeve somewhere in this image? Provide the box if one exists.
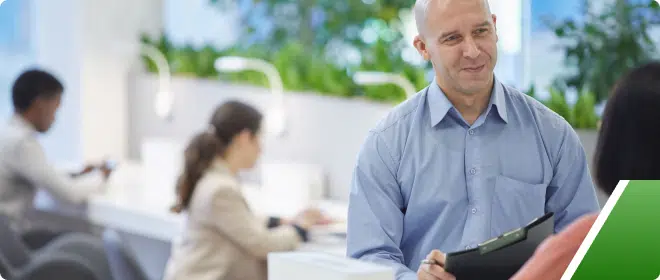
[546,123,601,232]
[346,131,416,280]
[206,186,303,259]
[510,213,598,280]
[8,137,105,204]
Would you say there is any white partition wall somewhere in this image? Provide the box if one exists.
[31,0,164,163]
[489,0,526,88]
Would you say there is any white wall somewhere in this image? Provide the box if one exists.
[31,0,84,162]
[78,0,163,161]
[30,0,163,163]
[127,75,394,200]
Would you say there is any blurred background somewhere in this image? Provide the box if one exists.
[0,0,659,279]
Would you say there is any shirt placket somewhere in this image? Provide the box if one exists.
[463,125,483,250]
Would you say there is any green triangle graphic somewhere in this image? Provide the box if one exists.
[571,180,660,279]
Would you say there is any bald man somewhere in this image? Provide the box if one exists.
[345,0,600,279]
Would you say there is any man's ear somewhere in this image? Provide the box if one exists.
[413,35,430,61]
[492,14,498,42]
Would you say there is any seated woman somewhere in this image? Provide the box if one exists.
[511,61,660,279]
[163,100,328,280]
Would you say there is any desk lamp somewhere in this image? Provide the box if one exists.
[214,56,286,138]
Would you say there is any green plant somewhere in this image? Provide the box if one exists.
[208,0,415,49]
[545,87,573,124]
[144,0,432,104]
[140,33,429,104]
[572,89,599,129]
[524,86,600,129]
[546,0,659,103]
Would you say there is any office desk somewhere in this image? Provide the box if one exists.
[35,161,349,279]
[38,161,348,255]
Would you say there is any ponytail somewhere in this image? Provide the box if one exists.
[171,130,226,213]
[170,100,263,213]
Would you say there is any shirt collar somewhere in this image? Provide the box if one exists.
[210,158,231,174]
[9,114,37,134]
[427,76,508,126]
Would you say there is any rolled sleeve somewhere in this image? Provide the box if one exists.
[10,138,103,204]
[346,132,416,280]
[546,124,600,232]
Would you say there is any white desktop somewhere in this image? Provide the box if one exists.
[268,252,394,280]
[33,139,350,279]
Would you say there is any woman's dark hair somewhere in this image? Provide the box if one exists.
[171,100,262,213]
[593,61,660,195]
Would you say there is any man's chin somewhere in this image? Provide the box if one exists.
[458,80,492,95]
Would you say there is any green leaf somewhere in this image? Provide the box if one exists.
[548,0,658,104]
[572,90,599,129]
[546,87,573,124]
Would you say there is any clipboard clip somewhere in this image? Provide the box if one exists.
[477,227,527,255]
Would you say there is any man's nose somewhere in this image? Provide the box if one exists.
[462,37,481,59]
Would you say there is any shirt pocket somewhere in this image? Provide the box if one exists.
[490,175,547,237]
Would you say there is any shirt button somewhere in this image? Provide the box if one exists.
[468,129,475,135]
[469,168,477,175]
[471,208,477,214]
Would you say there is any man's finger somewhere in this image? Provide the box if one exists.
[425,263,456,280]
[419,264,441,280]
[427,249,447,266]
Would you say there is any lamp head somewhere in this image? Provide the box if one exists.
[215,56,249,72]
[155,91,174,120]
[353,71,395,86]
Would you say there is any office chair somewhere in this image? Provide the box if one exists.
[0,214,113,280]
[101,229,150,280]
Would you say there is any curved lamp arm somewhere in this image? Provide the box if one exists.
[140,44,174,121]
[353,71,417,98]
[214,56,286,137]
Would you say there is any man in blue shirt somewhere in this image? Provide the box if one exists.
[345,0,600,279]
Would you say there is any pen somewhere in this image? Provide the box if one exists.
[421,259,440,266]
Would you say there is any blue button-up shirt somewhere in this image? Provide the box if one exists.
[346,78,600,280]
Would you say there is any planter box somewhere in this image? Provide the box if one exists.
[127,73,394,200]
[575,129,599,167]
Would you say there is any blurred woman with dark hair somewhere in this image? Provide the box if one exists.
[511,61,660,280]
[163,100,328,280]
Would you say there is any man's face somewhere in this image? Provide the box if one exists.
[33,92,62,133]
[414,0,498,95]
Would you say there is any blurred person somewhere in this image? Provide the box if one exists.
[346,0,600,279]
[507,61,660,280]
[163,100,329,280]
[0,69,113,246]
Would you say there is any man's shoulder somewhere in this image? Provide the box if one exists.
[370,87,427,135]
[505,85,567,122]
[0,122,34,148]
[504,85,573,133]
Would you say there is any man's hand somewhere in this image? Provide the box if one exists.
[99,162,114,180]
[70,164,96,178]
[70,161,116,180]
[417,250,456,280]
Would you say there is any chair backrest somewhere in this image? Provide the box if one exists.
[102,230,149,280]
[0,214,30,269]
[0,252,15,280]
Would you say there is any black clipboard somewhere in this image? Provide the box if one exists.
[444,212,554,280]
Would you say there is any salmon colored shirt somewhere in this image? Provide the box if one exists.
[510,213,599,280]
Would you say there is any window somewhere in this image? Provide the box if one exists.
[0,0,36,118]
[524,0,582,100]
